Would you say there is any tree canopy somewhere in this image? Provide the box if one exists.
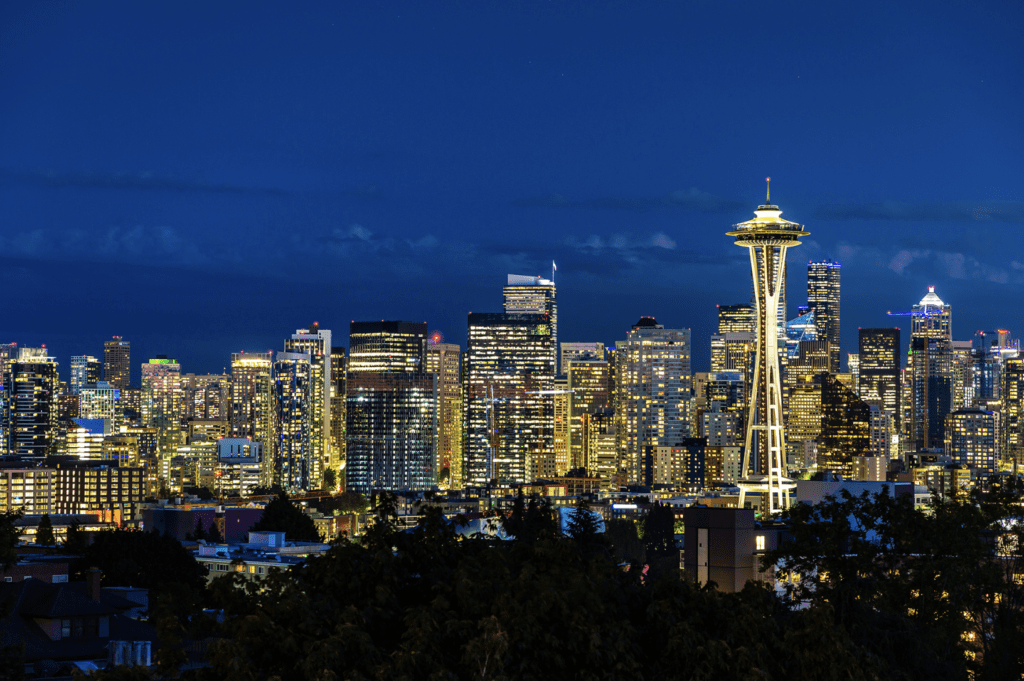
[35,513,55,547]
[250,491,323,542]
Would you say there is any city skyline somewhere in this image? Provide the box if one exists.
[2,2,1022,375]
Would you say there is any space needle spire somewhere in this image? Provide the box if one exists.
[726,180,810,515]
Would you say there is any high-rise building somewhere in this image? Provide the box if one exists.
[104,337,131,391]
[726,185,808,513]
[349,321,427,373]
[426,341,463,488]
[464,312,555,486]
[858,328,901,432]
[79,382,121,421]
[560,342,605,372]
[616,317,691,486]
[285,324,332,488]
[1001,359,1024,466]
[231,352,275,486]
[784,308,816,359]
[3,348,59,460]
[567,357,611,474]
[504,274,557,370]
[807,260,841,373]
[945,408,998,475]
[583,409,616,487]
[817,374,871,478]
[183,373,230,422]
[273,351,312,491]
[141,357,183,460]
[785,341,830,459]
[710,332,755,374]
[70,356,102,394]
[972,330,1019,407]
[551,375,569,480]
[329,346,347,488]
[909,287,952,451]
[346,371,437,494]
[717,304,754,335]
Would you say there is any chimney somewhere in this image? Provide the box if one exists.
[87,567,102,601]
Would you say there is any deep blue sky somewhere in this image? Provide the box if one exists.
[2,1,1023,381]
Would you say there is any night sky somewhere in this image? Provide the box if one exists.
[2,1,1023,381]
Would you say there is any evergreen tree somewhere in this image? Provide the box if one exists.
[36,513,55,547]
[322,467,337,491]
[565,497,601,543]
[251,491,323,542]
[61,518,88,555]
[0,510,22,571]
[207,519,224,543]
[186,517,207,541]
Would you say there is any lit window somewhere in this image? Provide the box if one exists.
[755,535,765,551]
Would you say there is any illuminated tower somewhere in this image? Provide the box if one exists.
[807,260,841,373]
[284,323,332,488]
[726,180,809,514]
[230,352,275,485]
[909,287,952,451]
[426,337,463,488]
[70,356,102,394]
[504,274,557,371]
[104,337,131,391]
[141,357,183,459]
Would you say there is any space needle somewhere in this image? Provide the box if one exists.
[726,179,809,515]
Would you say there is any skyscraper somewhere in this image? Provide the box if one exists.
[560,342,605,372]
[464,312,555,486]
[859,328,901,432]
[349,321,427,373]
[616,317,691,486]
[1001,359,1024,466]
[717,304,754,335]
[3,348,59,459]
[70,356,102,394]
[426,340,463,488]
[274,351,312,491]
[909,287,952,451]
[567,357,612,474]
[285,324,332,487]
[104,337,131,390]
[504,274,557,370]
[945,408,998,475]
[141,357,183,460]
[346,371,437,494]
[807,260,841,373]
[329,346,347,488]
[726,183,808,513]
[817,374,871,478]
[231,352,276,486]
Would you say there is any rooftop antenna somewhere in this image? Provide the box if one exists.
[766,176,771,204]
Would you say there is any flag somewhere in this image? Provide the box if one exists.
[552,261,557,271]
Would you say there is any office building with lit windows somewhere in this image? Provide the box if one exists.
[807,260,841,373]
[858,328,901,431]
[717,304,754,335]
[504,274,557,370]
[274,351,312,491]
[426,341,463,488]
[817,374,871,478]
[103,337,131,391]
[567,357,611,474]
[346,371,436,494]
[1002,359,1024,466]
[4,348,60,460]
[909,287,952,451]
[141,357,183,460]
[284,324,332,488]
[70,356,101,394]
[329,346,347,488]
[349,321,427,374]
[945,407,998,475]
[231,352,275,486]
[616,317,691,486]
[464,312,555,486]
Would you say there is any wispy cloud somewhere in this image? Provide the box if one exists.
[817,200,1024,224]
[1,168,288,196]
[513,187,744,213]
[0,225,216,268]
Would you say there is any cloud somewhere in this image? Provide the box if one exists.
[513,187,744,213]
[0,224,215,268]
[817,200,1024,224]
[1,168,288,196]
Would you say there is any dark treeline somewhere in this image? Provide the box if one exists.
[77,491,1024,680]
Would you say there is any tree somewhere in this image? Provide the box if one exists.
[0,510,22,571]
[71,529,208,596]
[564,497,601,544]
[36,513,55,547]
[642,502,678,578]
[207,519,224,543]
[62,518,88,555]
[250,491,323,542]
[322,467,337,491]
[605,517,645,566]
[186,517,207,541]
